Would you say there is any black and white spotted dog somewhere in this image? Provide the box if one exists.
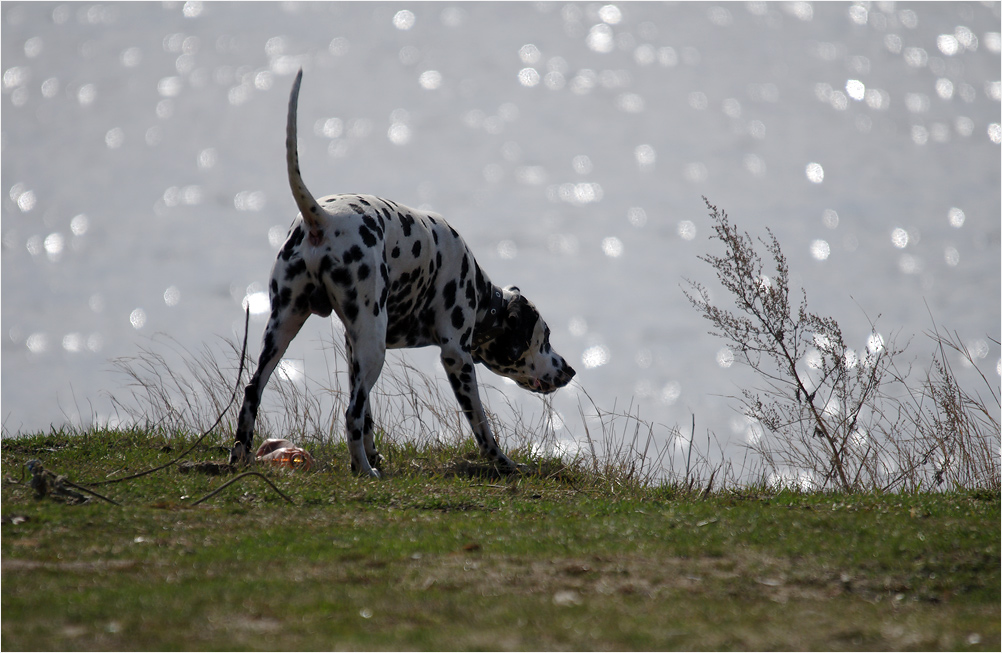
[229,70,575,477]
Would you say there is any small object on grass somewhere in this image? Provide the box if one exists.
[52,475,89,504]
[255,438,314,471]
[27,460,48,498]
[26,459,94,504]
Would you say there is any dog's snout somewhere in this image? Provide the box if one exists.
[553,358,575,388]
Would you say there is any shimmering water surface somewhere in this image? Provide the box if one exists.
[2,2,1000,467]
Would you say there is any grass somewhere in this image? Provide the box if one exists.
[3,428,999,651]
[4,198,998,649]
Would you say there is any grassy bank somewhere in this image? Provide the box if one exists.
[2,428,999,651]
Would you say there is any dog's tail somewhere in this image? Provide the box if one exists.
[286,69,325,234]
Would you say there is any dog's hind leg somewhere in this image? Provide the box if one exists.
[231,304,310,465]
[343,330,387,478]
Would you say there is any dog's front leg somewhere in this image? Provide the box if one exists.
[440,346,521,472]
[231,305,310,465]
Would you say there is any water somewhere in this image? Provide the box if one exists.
[2,2,999,470]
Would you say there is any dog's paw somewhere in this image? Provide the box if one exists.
[350,459,382,479]
[492,455,527,475]
[228,441,253,466]
[506,463,532,476]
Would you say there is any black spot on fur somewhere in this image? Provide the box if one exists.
[279,226,305,261]
[359,225,377,248]
[349,391,366,420]
[284,259,307,280]
[391,246,400,258]
[294,286,313,313]
[274,286,293,311]
[358,264,371,280]
[343,245,364,264]
[455,389,473,412]
[443,280,457,309]
[412,240,422,258]
[362,214,382,238]
[330,268,352,287]
[398,212,414,237]
[475,264,486,296]
[319,255,335,274]
[465,279,476,308]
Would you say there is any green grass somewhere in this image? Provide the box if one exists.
[3,429,999,650]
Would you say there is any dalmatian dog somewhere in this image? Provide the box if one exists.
[229,70,575,477]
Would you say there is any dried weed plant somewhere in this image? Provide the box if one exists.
[685,197,999,491]
[892,317,1000,491]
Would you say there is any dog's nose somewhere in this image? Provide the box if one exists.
[557,361,575,386]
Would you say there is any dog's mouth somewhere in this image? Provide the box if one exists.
[523,378,557,394]
[518,368,575,395]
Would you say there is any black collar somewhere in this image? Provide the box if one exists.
[472,286,508,349]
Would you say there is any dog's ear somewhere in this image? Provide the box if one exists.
[501,294,535,361]
[503,294,529,326]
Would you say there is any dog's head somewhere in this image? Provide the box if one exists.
[472,287,576,394]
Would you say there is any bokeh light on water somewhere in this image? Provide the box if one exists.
[1,3,998,471]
